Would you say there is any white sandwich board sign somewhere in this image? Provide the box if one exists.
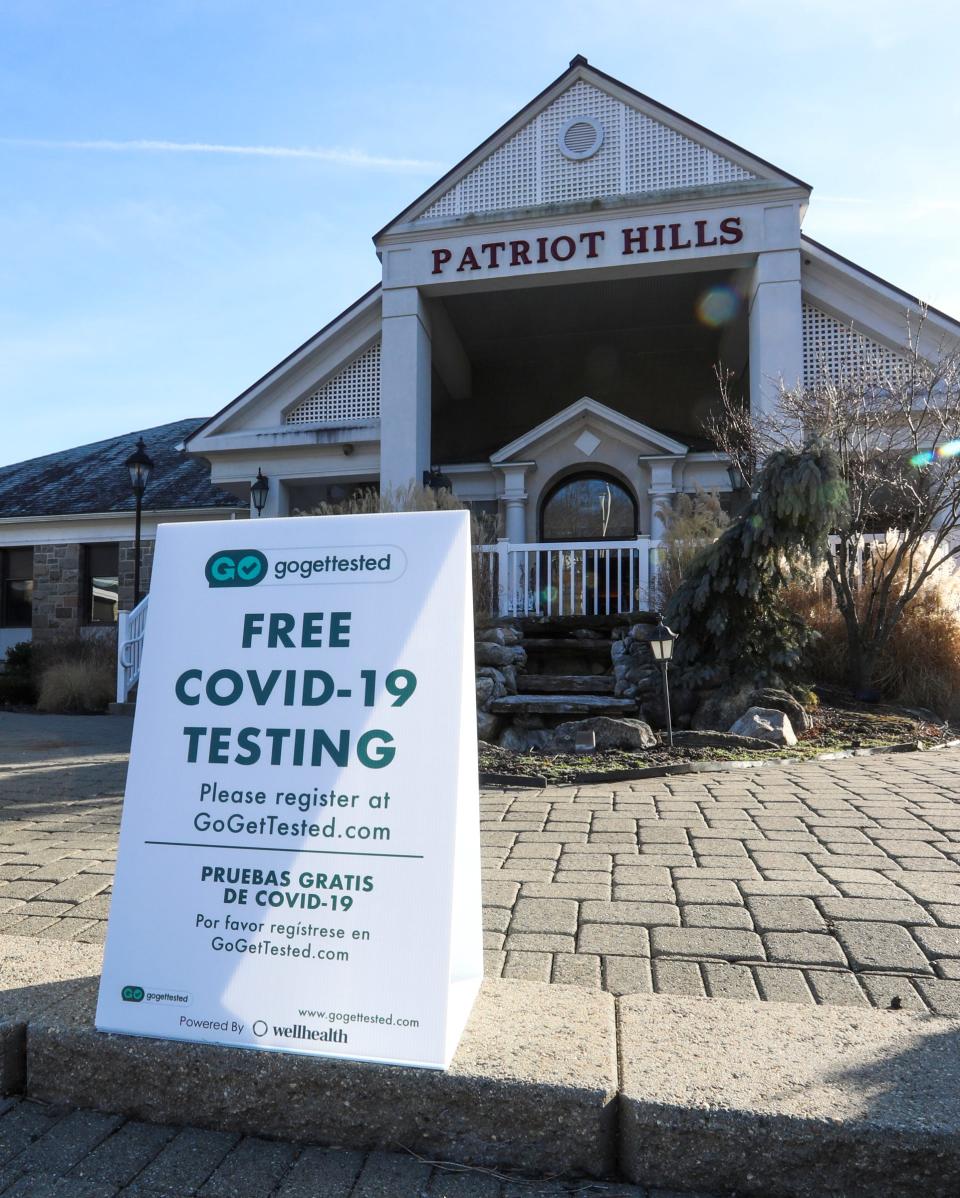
[96,510,483,1069]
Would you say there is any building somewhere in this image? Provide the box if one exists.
[3,55,960,648]
[0,419,245,654]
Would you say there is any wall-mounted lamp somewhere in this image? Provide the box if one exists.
[251,469,269,517]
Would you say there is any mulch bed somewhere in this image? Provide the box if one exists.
[479,689,957,785]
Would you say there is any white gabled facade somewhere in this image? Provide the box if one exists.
[185,56,960,553]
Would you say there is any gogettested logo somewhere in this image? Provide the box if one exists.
[121,985,145,1002]
[205,549,268,588]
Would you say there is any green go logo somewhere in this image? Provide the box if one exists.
[205,549,267,588]
[121,985,145,1003]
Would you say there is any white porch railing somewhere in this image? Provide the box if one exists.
[116,594,149,703]
[476,539,662,617]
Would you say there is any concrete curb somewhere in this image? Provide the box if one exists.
[27,976,618,1179]
[0,935,102,1095]
[6,934,960,1195]
[619,993,960,1198]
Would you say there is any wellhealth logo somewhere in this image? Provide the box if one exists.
[121,985,145,1002]
[205,550,267,588]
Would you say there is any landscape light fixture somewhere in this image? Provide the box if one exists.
[648,618,678,749]
[423,465,452,492]
[124,437,154,607]
[251,469,270,517]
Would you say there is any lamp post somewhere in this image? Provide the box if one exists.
[251,469,269,517]
[648,617,678,749]
[125,437,154,606]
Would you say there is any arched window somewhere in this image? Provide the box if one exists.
[540,473,637,541]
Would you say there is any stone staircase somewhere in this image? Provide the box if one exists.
[488,615,654,721]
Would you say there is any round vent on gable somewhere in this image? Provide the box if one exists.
[558,115,604,161]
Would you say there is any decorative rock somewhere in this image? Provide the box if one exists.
[498,726,555,752]
[728,706,797,747]
[692,685,754,732]
[475,627,506,645]
[475,642,526,669]
[476,677,496,708]
[629,623,659,642]
[672,730,774,751]
[477,711,501,742]
[751,687,813,733]
[553,716,657,752]
[611,639,630,664]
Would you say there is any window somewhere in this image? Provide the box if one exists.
[287,481,379,515]
[540,474,637,541]
[85,544,119,625]
[0,548,33,628]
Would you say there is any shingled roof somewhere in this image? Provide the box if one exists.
[0,418,245,519]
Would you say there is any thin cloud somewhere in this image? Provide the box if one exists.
[0,137,441,171]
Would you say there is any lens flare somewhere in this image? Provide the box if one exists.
[696,285,740,328]
[936,440,960,458]
[911,451,935,467]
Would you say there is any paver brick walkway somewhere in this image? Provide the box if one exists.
[4,713,960,1014]
[0,1096,705,1198]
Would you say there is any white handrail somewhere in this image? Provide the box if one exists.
[475,539,662,617]
[116,593,149,703]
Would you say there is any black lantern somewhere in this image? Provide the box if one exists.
[251,469,269,517]
[423,465,452,492]
[126,437,153,497]
[649,618,678,749]
[125,437,154,606]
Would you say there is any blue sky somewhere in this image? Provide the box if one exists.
[2,0,959,466]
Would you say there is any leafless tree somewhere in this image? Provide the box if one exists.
[709,309,960,695]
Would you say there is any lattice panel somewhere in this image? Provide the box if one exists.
[418,80,755,221]
[284,341,380,425]
[802,305,908,387]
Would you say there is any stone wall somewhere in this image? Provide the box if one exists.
[475,624,525,741]
[31,543,83,642]
[30,538,154,643]
[118,539,154,611]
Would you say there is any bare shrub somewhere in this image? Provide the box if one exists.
[710,310,960,694]
[654,488,729,607]
[33,636,116,714]
[785,575,960,719]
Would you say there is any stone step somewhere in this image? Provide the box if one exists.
[522,638,613,656]
[518,674,616,695]
[488,694,636,715]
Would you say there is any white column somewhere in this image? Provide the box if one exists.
[646,459,677,540]
[749,248,803,422]
[379,287,432,494]
[494,462,534,544]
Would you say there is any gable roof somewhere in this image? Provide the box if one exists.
[376,56,809,239]
[490,396,688,463]
[0,418,244,519]
[801,234,960,335]
[185,284,381,447]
